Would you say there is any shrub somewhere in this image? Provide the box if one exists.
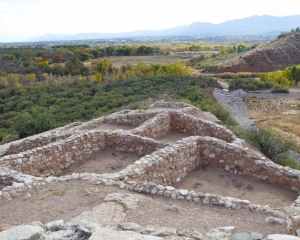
[275,153,300,170]
[271,84,289,93]
[229,78,274,91]
[0,134,19,144]
[129,102,140,110]
[244,127,295,161]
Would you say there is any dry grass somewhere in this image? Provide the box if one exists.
[257,117,300,152]
[245,95,300,152]
[83,55,187,68]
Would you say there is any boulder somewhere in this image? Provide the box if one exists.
[0,225,44,240]
[231,231,264,240]
[41,221,95,240]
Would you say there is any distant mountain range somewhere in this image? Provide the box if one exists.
[28,15,300,42]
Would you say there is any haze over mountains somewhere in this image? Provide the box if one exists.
[29,15,300,42]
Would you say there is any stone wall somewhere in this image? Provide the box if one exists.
[3,122,82,156]
[103,110,158,127]
[150,101,193,109]
[104,131,167,156]
[1,131,106,177]
[0,131,167,178]
[169,112,236,142]
[121,136,300,192]
[131,112,171,139]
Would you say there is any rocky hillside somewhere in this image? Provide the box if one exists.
[213,33,300,73]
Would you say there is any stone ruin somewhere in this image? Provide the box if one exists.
[1,101,300,236]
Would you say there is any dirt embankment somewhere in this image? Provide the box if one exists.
[213,33,300,73]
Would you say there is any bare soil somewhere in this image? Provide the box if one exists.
[0,180,287,236]
[94,123,137,131]
[58,150,140,176]
[156,131,191,143]
[214,33,300,73]
[244,91,300,150]
[172,167,297,208]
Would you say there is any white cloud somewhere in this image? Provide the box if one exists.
[0,0,300,42]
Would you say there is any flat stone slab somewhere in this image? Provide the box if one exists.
[267,234,300,240]
[232,231,264,240]
[90,228,163,240]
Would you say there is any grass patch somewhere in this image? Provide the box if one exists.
[275,153,300,170]
[271,84,289,93]
[193,53,238,71]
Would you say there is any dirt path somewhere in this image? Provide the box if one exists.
[213,87,300,128]
[213,88,255,127]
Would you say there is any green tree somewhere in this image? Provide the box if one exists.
[77,52,91,61]
[13,109,55,138]
[64,56,84,75]
[91,58,112,75]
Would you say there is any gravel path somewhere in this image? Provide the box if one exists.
[214,86,300,162]
[213,87,300,128]
[213,88,255,128]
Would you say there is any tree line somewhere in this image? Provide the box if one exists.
[0,58,191,89]
[0,75,225,144]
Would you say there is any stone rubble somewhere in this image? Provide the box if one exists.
[1,101,300,237]
[1,220,300,240]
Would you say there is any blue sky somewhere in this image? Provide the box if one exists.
[0,0,299,42]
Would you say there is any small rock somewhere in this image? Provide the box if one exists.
[206,226,236,240]
[118,222,143,232]
[178,189,188,196]
[266,217,285,224]
[150,227,177,236]
[165,186,175,191]
[177,229,203,239]
[225,201,232,208]
[12,182,24,189]
[46,220,64,231]
[203,198,210,204]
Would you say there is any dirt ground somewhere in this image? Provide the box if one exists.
[94,123,137,131]
[244,90,300,149]
[0,180,288,236]
[156,131,191,143]
[58,150,140,176]
[172,167,297,208]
